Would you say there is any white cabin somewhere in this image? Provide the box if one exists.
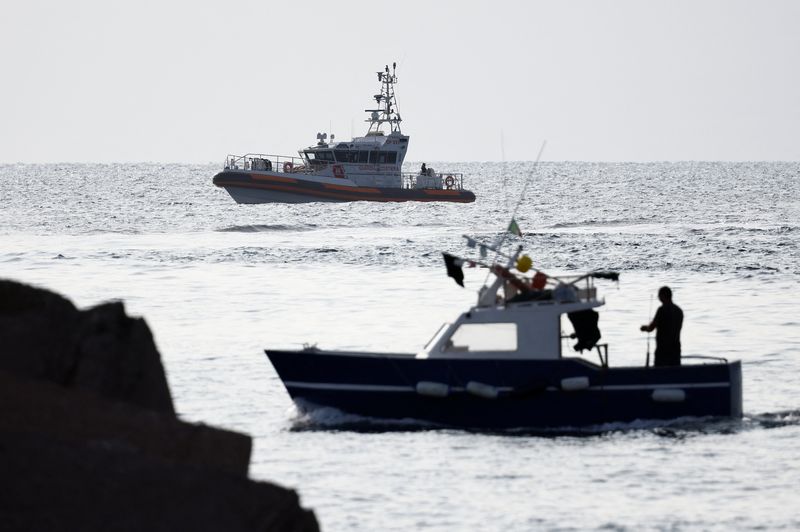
[418,298,603,361]
[419,243,611,362]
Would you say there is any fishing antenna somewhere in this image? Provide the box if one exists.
[646,293,653,367]
[510,140,547,224]
[501,130,509,213]
[481,140,547,286]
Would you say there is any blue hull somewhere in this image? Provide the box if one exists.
[266,350,742,429]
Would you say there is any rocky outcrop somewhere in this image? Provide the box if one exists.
[0,370,251,475]
[0,280,173,413]
[0,280,318,532]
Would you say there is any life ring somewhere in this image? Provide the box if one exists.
[332,164,345,178]
[283,161,293,173]
[444,175,455,189]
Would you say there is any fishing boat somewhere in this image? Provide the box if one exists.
[213,64,476,204]
[265,232,743,430]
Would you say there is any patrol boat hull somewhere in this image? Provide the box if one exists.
[266,349,743,430]
[213,170,476,204]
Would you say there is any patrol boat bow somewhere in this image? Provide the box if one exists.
[213,63,476,204]
[266,236,742,430]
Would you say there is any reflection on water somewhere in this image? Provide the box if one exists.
[1,161,799,531]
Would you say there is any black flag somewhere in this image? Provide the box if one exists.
[442,253,464,287]
[591,271,620,282]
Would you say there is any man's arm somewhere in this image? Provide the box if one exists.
[641,307,660,332]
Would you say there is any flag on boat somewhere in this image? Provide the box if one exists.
[442,253,465,287]
[508,218,522,237]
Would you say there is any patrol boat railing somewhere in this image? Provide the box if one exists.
[225,153,308,173]
[402,172,466,190]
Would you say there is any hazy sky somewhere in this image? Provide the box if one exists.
[1,0,798,163]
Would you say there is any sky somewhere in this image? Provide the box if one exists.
[1,0,798,163]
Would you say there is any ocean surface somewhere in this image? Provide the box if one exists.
[1,161,799,530]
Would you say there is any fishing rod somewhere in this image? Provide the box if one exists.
[481,140,547,287]
[510,140,547,224]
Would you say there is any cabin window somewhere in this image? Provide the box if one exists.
[443,323,518,352]
[375,151,397,164]
[357,151,369,163]
[368,151,380,164]
[315,151,334,161]
[334,150,357,163]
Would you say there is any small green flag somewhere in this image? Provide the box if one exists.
[508,218,522,237]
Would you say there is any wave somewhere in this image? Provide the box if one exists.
[216,224,310,233]
[548,218,653,229]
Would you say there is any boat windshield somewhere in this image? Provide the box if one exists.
[320,150,397,164]
[305,150,334,161]
[443,323,518,353]
[422,323,450,351]
[334,150,358,163]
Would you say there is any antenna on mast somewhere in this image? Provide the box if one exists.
[365,62,402,135]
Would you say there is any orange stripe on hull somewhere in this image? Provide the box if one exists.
[422,189,462,196]
[323,183,381,193]
[250,173,297,184]
[217,179,474,203]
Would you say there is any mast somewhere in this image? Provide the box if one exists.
[365,63,402,135]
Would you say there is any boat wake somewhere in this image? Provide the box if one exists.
[286,402,800,437]
[745,409,800,429]
[288,403,443,433]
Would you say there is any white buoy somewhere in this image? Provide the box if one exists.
[466,381,500,399]
[560,376,590,391]
[416,381,449,398]
[652,389,686,403]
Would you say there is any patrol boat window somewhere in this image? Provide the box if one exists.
[308,150,334,162]
[334,150,357,163]
[443,323,518,352]
[367,151,398,164]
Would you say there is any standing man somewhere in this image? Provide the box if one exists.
[640,286,684,366]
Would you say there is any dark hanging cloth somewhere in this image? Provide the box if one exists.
[591,271,620,281]
[442,253,464,287]
[567,310,601,352]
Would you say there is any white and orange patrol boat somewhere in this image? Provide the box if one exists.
[212,64,475,204]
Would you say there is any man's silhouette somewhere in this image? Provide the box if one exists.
[641,286,683,366]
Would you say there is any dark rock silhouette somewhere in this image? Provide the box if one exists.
[0,279,318,532]
[0,280,173,412]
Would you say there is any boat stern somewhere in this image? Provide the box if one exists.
[728,360,743,418]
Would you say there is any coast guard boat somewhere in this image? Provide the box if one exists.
[266,235,743,430]
[213,64,475,204]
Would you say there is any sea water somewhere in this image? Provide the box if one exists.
[1,161,798,530]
